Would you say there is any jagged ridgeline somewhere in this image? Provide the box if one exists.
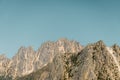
[0,39,120,80]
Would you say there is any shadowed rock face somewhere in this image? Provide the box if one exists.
[0,39,82,79]
[16,40,120,80]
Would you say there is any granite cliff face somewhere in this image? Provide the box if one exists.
[0,39,120,80]
[16,40,120,80]
[0,39,82,79]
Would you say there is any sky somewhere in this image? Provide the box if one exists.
[0,0,120,58]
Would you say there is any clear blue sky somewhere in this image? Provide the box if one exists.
[0,0,120,58]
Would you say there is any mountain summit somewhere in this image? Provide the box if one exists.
[0,39,82,79]
[0,39,120,80]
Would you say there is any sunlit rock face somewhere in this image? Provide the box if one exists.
[1,39,120,80]
[75,41,120,80]
[6,46,36,77]
[16,40,120,80]
[0,54,10,75]
[33,38,82,72]
[0,38,82,79]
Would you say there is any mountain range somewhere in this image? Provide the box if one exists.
[0,39,120,80]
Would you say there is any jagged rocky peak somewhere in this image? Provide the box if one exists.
[9,46,36,76]
[14,46,35,60]
[18,40,120,80]
[34,38,82,70]
[1,39,120,80]
[0,54,10,75]
[37,38,82,53]
[16,46,34,55]
[112,44,120,54]
[86,40,106,49]
[76,41,120,80]
[11,46,35,65]
[0,38,83,79]
[36,38,82,63]
[56,38,82,53]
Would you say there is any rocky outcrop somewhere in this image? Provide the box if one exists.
[16,40,120,80]
[0,39,120,80]
[6,46,36,78]
[0,38,82,79]
[0,54,9,75]
[76,40,120,80]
